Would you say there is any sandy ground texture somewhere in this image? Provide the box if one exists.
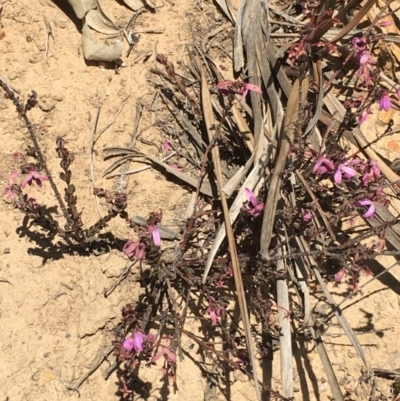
[1,1,400,401]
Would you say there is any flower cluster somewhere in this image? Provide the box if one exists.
[352,36,376,88]
[3,165,48,201]
[206,296,225,325]
[312,155,384,219]
[123,239,146,260]
[216,80,262,98]
[122,331,154,353]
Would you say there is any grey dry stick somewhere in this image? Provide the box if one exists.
[260,77,309,259]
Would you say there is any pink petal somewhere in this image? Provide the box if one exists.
[379,20,391,27]
[254,202,265,214]
[135,244,145,260]
[358,199,372,207]
[216,80,233,91]
[123,240,138,256]
[340,165,357,178]
[363,203,375,218]
[151,225,161,246]
[163,139,172,151]
[245,187,257,206]
[10,171,18,182]
[123,337,135,351]
[244,83,262,94]
[21,174,32,189]
[357,199,375,219]
[379,94,391,111]
[151,352,163,364]
[334,169,342,184]
[303,212,312,222]
[132,332,146,352]
[359,51,370,65]
[323,157,334,171]
[358,113,368,124]
[168,163,182,171]
[334,270,345,282]
[162,347,177,363]
[209,310,217,325]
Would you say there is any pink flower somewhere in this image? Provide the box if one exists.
[358,112,368,124]
[351,37,367,52]
[132,332,146,352]
[208,310,217,325]
[123,240,145,260]
[362,160,380,186]
[167,163,182,171]
[21,165,48,189]
[356,64,372,86]
[122,332,147,353]
[163,139,172,152]
[357,199,375,218]
[379,91,391,111]
[334,270,345,282]
[354,49,375,87]
[379,20,391,27]
[348,157,366,170]
[149,224,161,246]
[303,212,312,222]
[3,170,18,199]
[334,163,357,184]
[244,187,264,217]
[240,83,262,96]
[122,337,135,351]
[206,297,225,326]
[359,51,372,65]
[151,346,177,364]
[313,156,334,175]
[358,107,372,124]
[216,80,262,97]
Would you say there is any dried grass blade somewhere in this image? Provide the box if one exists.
[200,62,261,401]
[233,0,247,71]
[305,60,324,135]
[261,78,309,258]
[276,254,293,397]
[231,104,254,151]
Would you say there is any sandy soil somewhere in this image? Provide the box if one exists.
[1,1,400,401]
